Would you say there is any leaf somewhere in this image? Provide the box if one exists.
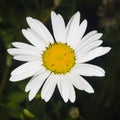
[23,109,35,118]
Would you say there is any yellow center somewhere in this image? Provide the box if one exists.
[42,43,76,74]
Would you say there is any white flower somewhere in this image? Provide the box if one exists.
[8,11,111,103]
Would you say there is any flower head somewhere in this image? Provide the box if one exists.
[8,11,111,103]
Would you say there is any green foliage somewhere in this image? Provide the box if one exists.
[0,0,120,120]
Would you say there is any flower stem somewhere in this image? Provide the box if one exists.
[0,53,12,98]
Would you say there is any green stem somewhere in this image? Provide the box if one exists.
[0,54,12,98]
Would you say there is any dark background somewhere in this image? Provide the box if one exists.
[0,0,120,120]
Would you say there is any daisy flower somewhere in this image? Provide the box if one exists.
[8,11,111,103]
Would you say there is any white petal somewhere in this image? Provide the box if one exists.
[66,12,80,32]
[67,79,76,103]
[10,70,38,82]
[7,48,40,57]
[13,55,40,61]
[57,75,69,102]
[77,19,87,40]
[12,42,42,52]
[51,11,66,43]
[69,74,84,90]
[27,70,50,101]
[34,19,54,44]
[28,83,41,101]
[81,30,98,42]
[22,29,47,50]
[79,76,94,93]
[75,30,97,49]
[66,19,87,49]
[75,33,103,52]
[10,67,46,82]
[25,70,50,92]
[70,74,94,93]
[82,33,103,43]
[41,73,57,102]
[76,40,103,57]
[76,47,111,63]
[10,61,42,81]
[12,42,35,49]
[72,63,105,77]
[66,12,80,48]
[26,17,54,44]
[11,61,41,75]
[32,67,47,77]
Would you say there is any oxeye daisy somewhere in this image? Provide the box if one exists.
[8,11,111,103]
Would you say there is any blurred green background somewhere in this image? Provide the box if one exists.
[0,0,120,120]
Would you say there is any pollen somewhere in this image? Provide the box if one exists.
[42,43,76,74]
